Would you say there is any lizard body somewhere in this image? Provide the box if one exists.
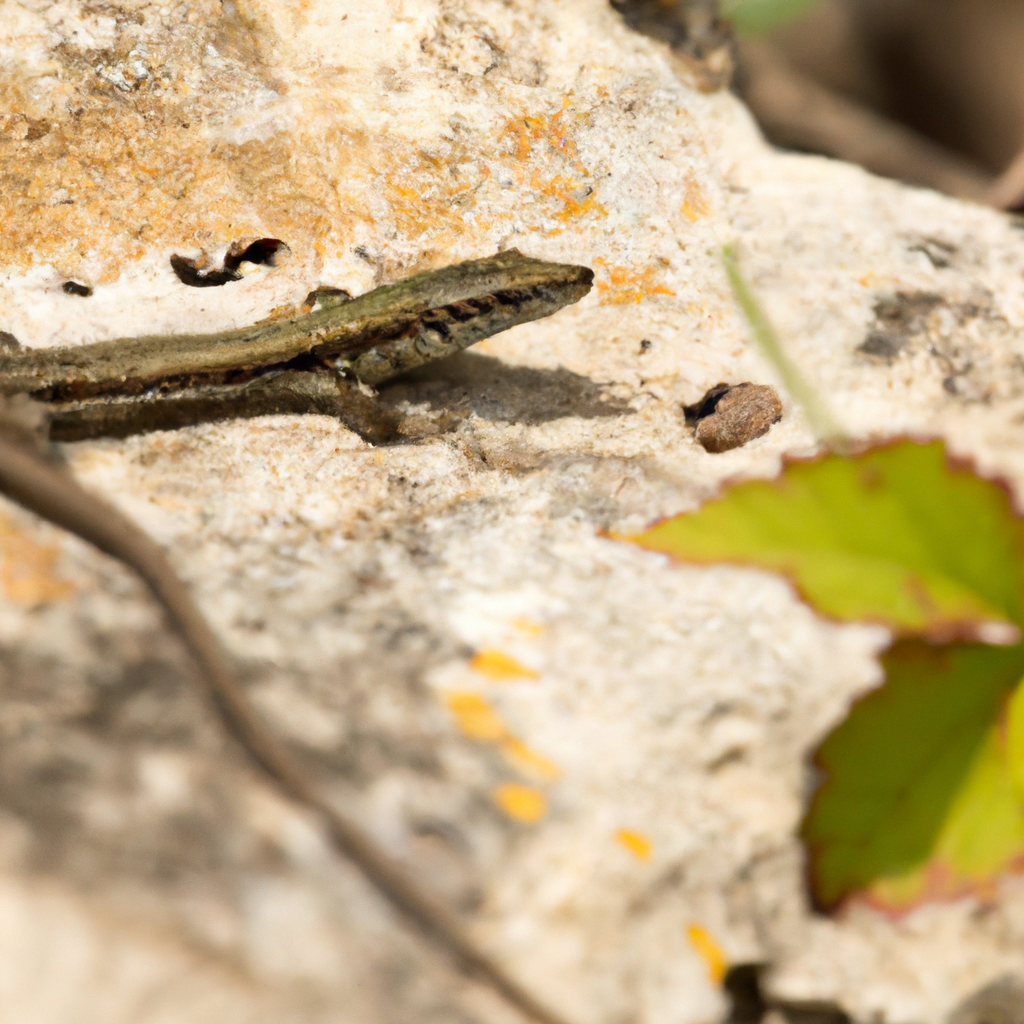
[0,250,593,441]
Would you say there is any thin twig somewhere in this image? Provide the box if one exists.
[722,244,846,448]
[987,143,1024,211]
[0,434,574,1024]
[737,40,994,203]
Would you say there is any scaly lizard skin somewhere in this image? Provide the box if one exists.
[0,249,593,442]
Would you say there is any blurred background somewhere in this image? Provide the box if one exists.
[612,0,1024,211]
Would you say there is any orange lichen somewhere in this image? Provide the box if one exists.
[494,783,547,822]
[513,617,544,637]
[470,649,540,681]
[0,514,74,605]
[615,829,653,861]
[528,170,606,229]
[686,924,728,985]
[502,95,587,174]
[443,691,507,741]
[680,172,711,222]
[1,19,622,289]
[592,258,676,305]
[501,95,607,233]
[500,738,561,781]
[440,692,560,784]
[376,151,489,254]
[0,75,337,281]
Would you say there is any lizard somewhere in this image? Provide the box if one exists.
[0,248,593,1024]
[0,248,594,443]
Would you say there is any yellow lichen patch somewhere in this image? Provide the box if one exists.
[501,738,561,782]
[0,74,339,281]
[443,691,508,741]
[528,170,607,230]
[471,649,540,682]
[592,259,677,305]
[686,923,728,985]
[1,34,616,289]
[681,172,711,222]
[0,514,74,605]
[615,829,653,861]
[502,95,588,174]
[494,783,547,823]
[3,16,429,278]
[500,96,607,233]
[374,148,492,256]
[441,693,559,784]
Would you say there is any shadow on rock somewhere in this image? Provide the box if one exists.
[378,351,634,426]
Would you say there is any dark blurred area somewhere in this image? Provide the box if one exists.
[612,0,1024,210]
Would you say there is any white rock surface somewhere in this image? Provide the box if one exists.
[3,2,1024,1023]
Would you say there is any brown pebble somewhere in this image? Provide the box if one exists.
[685,382,783,453]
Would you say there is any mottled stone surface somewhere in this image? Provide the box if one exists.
[4,3,1024,1024]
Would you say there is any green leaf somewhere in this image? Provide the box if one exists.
[1005,676,1024,805]
[864,701,1024,911]
[801,641,1024,909]
[624,436,1024,907]
[628,440,1024,639]
[720,0,825,38]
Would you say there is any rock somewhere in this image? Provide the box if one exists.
[3,2,1024,1024]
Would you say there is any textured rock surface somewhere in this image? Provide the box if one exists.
[4,2,1024,1023]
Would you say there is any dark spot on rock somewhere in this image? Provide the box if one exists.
[224,237,290,271]
[724,964,852,1024]
[724,964,766,1024]
[25,118,51,141]
[171,238,290,287]
[0,113,50,142]
[638,338,652,353]
[857,292,944,361]
[169,254,232,288]
[858,332,903,359]
[61,281,93,297]
[858,290,1010,401]
[908,238,957,269]
[685,382,782,453]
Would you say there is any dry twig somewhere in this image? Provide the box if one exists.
[987,144,1024,211]
[0,431,574,1024]
[736,40,994,202]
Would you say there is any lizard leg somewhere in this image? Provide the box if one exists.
[45,370,403,444]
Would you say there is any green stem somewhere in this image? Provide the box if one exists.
[722,244,846,448]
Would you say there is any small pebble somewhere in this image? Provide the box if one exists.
[685,382,783,453]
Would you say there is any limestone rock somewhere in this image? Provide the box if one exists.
[3,2,1024,1024]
